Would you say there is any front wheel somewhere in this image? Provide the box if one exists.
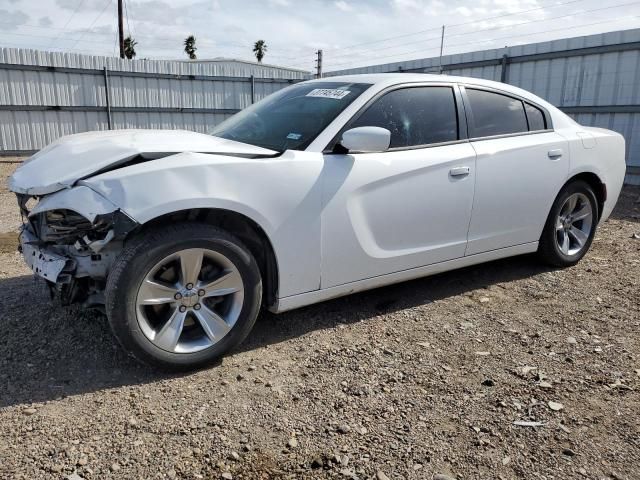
[105,223,262,370]
[538,180,599,267]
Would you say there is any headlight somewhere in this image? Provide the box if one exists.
[23,186,138,246]
[45,210,93,236]
[31,209,94,244]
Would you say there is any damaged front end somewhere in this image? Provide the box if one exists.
[16,187,138,308]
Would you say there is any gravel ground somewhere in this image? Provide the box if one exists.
[1,162,639,480]
[0,161,23,234]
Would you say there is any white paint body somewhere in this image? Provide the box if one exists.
[9,74,626,312]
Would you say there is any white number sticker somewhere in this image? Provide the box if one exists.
[306,88,351,100]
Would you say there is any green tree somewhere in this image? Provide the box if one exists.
[123,35,137,59]
[184,35,197,60]
[253,40,267,63]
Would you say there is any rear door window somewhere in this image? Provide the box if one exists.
[466,88,528,138]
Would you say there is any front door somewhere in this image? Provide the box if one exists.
[320,85,477,289]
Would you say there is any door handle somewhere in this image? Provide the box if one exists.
[449,166,470,177]
[548,149,563,159]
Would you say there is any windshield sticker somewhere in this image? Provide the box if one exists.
[306,88,351,100]
[286,133,302,140]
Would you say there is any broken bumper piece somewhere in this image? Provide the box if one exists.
[20,228,74,283]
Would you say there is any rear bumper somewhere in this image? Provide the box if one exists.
[600,160,626,223]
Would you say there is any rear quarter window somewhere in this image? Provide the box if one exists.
[525,102,547,131]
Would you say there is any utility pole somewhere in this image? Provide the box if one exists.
[117,0,125,59]
[438,25,445,74]
[315,49,323,79]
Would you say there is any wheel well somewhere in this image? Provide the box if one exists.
[134,209,279,309]
[566,172,606,219]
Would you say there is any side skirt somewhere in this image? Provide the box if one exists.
[271,242,539,313]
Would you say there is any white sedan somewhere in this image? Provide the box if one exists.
[9,73,626,369]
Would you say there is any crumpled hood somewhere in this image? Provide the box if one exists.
[9,129,277,195]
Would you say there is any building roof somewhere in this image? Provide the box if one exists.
[179,57,309,73]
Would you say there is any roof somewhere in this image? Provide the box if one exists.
[312,72,557,111]
[308,73,575,128]
[314,72,503,89]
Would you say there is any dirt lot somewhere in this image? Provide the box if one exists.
[0,161,639,480]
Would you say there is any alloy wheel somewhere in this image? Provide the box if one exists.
[135,248,244,353]
[555,192,593,256]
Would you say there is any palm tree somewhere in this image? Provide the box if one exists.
[253,40,267,63]
[184,35,197,60]
[123,36,137,59]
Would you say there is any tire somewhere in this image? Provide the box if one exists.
[105,223,262,370]
[538,180,599,267]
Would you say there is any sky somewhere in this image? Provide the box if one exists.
[0,0,639,72]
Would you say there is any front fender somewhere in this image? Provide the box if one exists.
[80,151,324,298]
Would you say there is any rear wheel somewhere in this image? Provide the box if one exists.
[538,180,599,267]
[105,223,262,370]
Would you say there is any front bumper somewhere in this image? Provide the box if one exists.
[14,186,139,307]
[19,227,75,283]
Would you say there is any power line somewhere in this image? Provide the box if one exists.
[1,31,112,45]
[282,0,599,67]
[0,9,314,60]
[49,0,88,48]
[325,0,640,62]
[68,0,114,52]
[112,2,119,57]
[322,0,589,54]
[0,28,313,60]
[0,24,313,60]
[325,16,639,70]
[0,3,312,58]
[124,0,134,38]
[447,15,639,50]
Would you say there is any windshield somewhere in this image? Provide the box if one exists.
[210,82,371,151]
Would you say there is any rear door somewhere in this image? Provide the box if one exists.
[462,86,569,255]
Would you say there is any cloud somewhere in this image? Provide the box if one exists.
[490,0,540,13]
[392,0,444,12]
[38,16,53,27]
[0,0,634,72]
[334,0,353,12]
[55,0,112,10]
[128,0,214,26]
[0,8,28,30]
[455,6,473,16]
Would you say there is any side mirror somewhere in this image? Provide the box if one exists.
[339,126,391,153]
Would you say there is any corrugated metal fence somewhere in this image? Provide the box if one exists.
[0,49,307,154]
[327,28,640,185]
[2,30,640,184]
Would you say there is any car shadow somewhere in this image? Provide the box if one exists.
[238,254,551,354]
[0,253,551,409]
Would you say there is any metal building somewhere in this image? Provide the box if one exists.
[327,28,640,185]
[0,49,308,154]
